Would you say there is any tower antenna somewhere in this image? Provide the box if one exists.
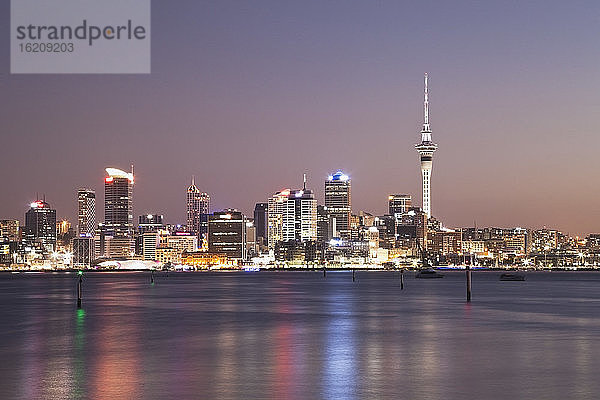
[423,72,430,132]
[303,173,307,191]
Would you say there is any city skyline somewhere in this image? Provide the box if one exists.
[1,1,599,235]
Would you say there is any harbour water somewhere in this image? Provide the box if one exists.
[1,271,599,399]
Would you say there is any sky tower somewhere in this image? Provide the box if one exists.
[415,73,438,218]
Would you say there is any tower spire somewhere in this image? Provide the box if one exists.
[423,73,430,133]
[191,175,195,186]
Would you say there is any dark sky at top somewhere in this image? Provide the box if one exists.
[1,0,599,235]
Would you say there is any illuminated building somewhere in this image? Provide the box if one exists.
[77,188,96,236]
[138,214,164,234]
[388,194,412,217]
[461,240,485,255]
[267,185,317,250]
[415,73,438,218]
[325,171,351,239]
[164,232,198,254]
[73,236,95,267]
[208,210,247,260]
[57,220,71,236]
[104,167,134,236]
[180,251,235,268]
[24,200,57,253]
[156,247,179,265]
[142,232,159,261]
[104,167,134,257]
[186,176,210,238]
[245,219,257,258]
[0,219,20,241]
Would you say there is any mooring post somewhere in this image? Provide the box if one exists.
[323,267,326,278]
[400,269,404,290]
[151,270,155,284]
[352,269,356,282]
[466,264,472,302]
[77,271,83,308]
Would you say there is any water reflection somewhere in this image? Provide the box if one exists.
[2,272,600,399]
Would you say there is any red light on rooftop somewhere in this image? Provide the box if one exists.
[105,177,114,183]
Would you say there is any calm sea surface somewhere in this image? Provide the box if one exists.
[1,270,600,400]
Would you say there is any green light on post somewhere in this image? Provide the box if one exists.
[78,270,83,276]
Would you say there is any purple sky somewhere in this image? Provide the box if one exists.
[1,1,600,236]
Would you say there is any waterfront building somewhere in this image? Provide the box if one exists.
[77,188,96,236]
[142,232,160,261]
[267,186,317,250]
[164,232,198,254]
[104,167,134,236]
[104,167,135,257]
[428,230,462,255]
[24,200,57,253]
[180,251,235,268]
[415,73,438,218]
[325,171,351,239]
[208,210,247,260]
[73,236,95,267]
[156,247,179,265]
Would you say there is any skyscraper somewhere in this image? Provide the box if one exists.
[325,171,351,239]
[267,186,317,250]
[415,73,438,218]
[104,167,134,258]
[388,194,412,217]
[186,177,210,237]
[208,209,247,260]
[253,202,268,243]
[104,167,134,236]
[24,200,57,253]
[77,188,96,236]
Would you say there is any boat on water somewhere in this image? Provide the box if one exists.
[499,272,526,281]
[415,268,444,279]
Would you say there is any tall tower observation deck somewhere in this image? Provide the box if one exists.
[415,73,438,218]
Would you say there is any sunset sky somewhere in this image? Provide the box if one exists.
[1,0,599,235]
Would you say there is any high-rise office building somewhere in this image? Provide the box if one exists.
[388,194,412,217]
[253,203,268,243]
[138,214,164,234]
[325,171,351,239]
[77,188,96,236]
[104,167,134,258]
[208,209,247,260]
[186,177,210,237]
[104,167,134,236]
[24,200,57,253]
[267,186,317,250]
[415,73,438,218]
[316,205,329,244]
